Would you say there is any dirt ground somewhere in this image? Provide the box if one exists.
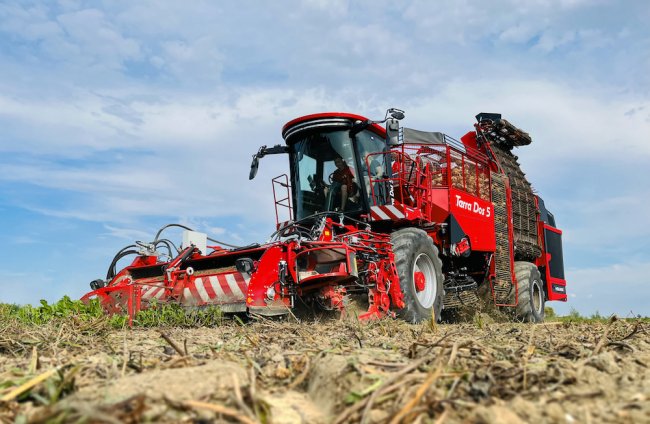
[1,315,648,423]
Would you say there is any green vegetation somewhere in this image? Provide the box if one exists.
[551,307,612,323]
[2,297,647,329]
[0,296,224,328]
[548,307,649,323]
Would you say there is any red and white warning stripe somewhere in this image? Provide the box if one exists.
[370,205,406,221]
[140,284,166,300]
[182,272,251,305]
[139,271,251,306]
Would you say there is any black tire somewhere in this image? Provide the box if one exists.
[391,228,444,323]
[514,262,545,322]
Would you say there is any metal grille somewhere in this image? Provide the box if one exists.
[443,290,479,309]
[491,173,514,304]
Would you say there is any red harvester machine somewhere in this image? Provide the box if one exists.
[82,109,566,323]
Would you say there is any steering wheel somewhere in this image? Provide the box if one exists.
[328,172,336,184]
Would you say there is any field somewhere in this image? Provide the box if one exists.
[1,300,648,423]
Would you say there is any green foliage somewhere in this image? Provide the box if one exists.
[1,296,105,326]
[131,301,223,327]
[1,296,223,328]
[554,307,614,323]
[590,310,604,320]
[544,306,556,318]
[545,307,649,323]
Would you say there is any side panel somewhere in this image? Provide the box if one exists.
[246,245,292,314]
[543,225,567,301]
[429,188,450,223]
[448,187,496,252]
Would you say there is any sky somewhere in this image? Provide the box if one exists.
[1,0,649,317]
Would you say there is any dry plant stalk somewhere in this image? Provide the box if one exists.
[389,363,443,424]
[159,331,186,356]
[592,316,617,356]
[183,400,257,424]
[0,366,62,402]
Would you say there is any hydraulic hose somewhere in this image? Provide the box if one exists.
[207,237,241,249]
[153,224,194,243]
[155,239,178,257]
[106,249,139,281]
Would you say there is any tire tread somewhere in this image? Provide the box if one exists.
[513,261,545,322]
[391,228,444,323]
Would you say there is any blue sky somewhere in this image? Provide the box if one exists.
[1,0,648,316]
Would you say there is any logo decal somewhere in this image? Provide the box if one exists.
[455,194,491,217]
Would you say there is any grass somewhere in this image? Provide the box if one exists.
[2,298,647,330]
[0,296,225,329]
[544,306,650,323]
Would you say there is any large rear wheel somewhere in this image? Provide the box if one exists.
[391,228,444,323]
[513,261,545,322]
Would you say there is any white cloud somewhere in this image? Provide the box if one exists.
[102,225,152,242]
[56,8,141,66]
[159,36,224,81]
[499,23,542,44]
[534,30,577,52]
[302,0,349,17]
[406,79,650,160]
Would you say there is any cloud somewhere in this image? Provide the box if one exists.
[55,8,140,67]
[101,225,154,242]
[407,79,650,160]
[534,30,577,52]
[302,0,349,17]
[499,23,542,44]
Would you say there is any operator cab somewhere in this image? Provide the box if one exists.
[282,113,392,220]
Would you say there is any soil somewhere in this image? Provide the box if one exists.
[1,316,648,423]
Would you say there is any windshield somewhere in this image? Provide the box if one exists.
[292,130,361,219]
[291,129,388,220]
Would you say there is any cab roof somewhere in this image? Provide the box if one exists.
[282,112,386,143]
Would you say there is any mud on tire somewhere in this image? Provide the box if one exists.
[391,228,444,323]
[513,261,545,322]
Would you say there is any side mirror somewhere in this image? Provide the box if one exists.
[90,279,106,290]
[248,144,289,180]
[386,118,400,145]
[249,156,259,180]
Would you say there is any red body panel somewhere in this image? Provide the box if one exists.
[536,224,568,302]
[448,188,496,252]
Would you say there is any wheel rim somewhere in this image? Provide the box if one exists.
[413,253,437,308]
[532,280,543,314]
